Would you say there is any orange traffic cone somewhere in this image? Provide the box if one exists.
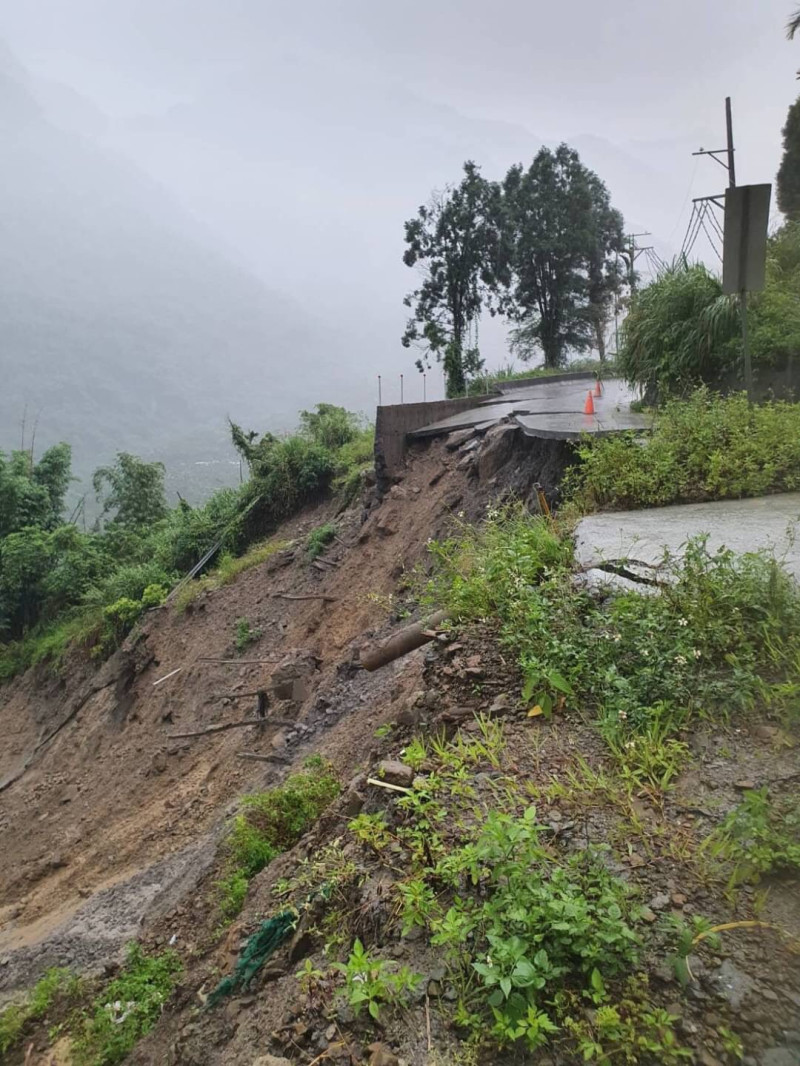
[594,378,603,397]
[584,390,595,415]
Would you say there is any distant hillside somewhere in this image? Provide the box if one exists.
[0,47,338,505]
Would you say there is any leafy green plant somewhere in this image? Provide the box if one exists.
[427,808,641,1051]
[567,389,800,511]
[564,979,691,1064]
[306,522,337,560]
[334,939,422,1021]
[218,759,340,918]
[0,968,82,1055]
[72,943,181,1066]
[233,617,262,653]
[703,786,800,889]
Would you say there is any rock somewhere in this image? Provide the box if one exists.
[252,1056,294,1066]
[640,907,657,923]
[488,693,512,715]
[699,1052,724,1066]
[376,511,398,537]
[336,1002,355,1025]
[735,779,757,790]
[270,650,320,703]
[445,428,476,450]
[761,1051,800,1066]
[396,701,420,728]
[151,750,168,773]
[671,892,688,906]
[649,892,670,911]
[376,760,414,788]
[478,423,518,481]
[48,853,67,870]
[367,1043,400,1066]
[343,787,365,816]
[712,959,756,1010]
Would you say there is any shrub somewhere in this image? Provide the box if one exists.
[0,967,82,1055]
[218,759,340,918]
[618,263,739,399]
[72,943,181,1066]
[703,786,800,889]
[428,512,800,776]
[233,617,261,653]
[566,388,800,511]
[306,522,337,560]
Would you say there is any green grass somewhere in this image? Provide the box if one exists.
[467,358,609,396]
[428,507,800,782]
[703,786,800,891]
[173,538,290,612]
[566,388,800,512]
[306,522,337,560]
[0,967,83,1055]
[216,757,340,920]
[71,943,181,1066]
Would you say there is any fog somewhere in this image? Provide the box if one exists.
[0,1,796,498]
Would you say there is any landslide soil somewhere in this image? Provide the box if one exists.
[0,436,492,996]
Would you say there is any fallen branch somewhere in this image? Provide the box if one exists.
[237,752,288,763]
[270,593,338,603]
[360,609,449,672]
[196,657,282,665]
[366,777,412,794]
[153,667,182,687]
[167,718,269,739]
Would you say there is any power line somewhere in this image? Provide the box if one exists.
[699,211,723,262]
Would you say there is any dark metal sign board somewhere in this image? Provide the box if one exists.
[722,184,771,294]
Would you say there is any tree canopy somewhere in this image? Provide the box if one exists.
[402,162,502,397]
[93,453,168,529]
[501,145,625,369]
[401,147,626,386]
[778,96,800,220]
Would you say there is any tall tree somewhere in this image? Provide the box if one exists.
[500,145,625,369]
[93,453,167,529]
[402,162,502,397]
[778,97,800,220]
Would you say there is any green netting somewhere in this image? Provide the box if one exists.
[206,908,298,1007]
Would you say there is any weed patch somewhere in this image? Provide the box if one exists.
[703,786,800,891]
[217,757,340,920]
[173,538,290,612]
[306,522,337,560]
[71,942,181,1066]
[233,617,262,653]
[429,511,800,779]
[566,389,800,511]
[0,968,83,1055]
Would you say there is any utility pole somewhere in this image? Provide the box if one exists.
[625,232,653,294]
[693,97,752,397]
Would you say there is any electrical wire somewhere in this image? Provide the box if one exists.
[683,203,706,260]
[698,210,723,262]
[680,204,700,260]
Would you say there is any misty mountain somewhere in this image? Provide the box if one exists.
[0,47,342,505]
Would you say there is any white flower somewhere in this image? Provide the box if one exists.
[618,710,628,720]
[674,654,687,666]
[693,648,702,659]
[641,649,650,658]
[612,633,622,643]
[625,740,636,750]
[678,618,689,627]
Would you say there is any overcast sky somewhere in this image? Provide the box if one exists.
[1,0,798,404]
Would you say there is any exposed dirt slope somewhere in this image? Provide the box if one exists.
[0,432,511,995]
